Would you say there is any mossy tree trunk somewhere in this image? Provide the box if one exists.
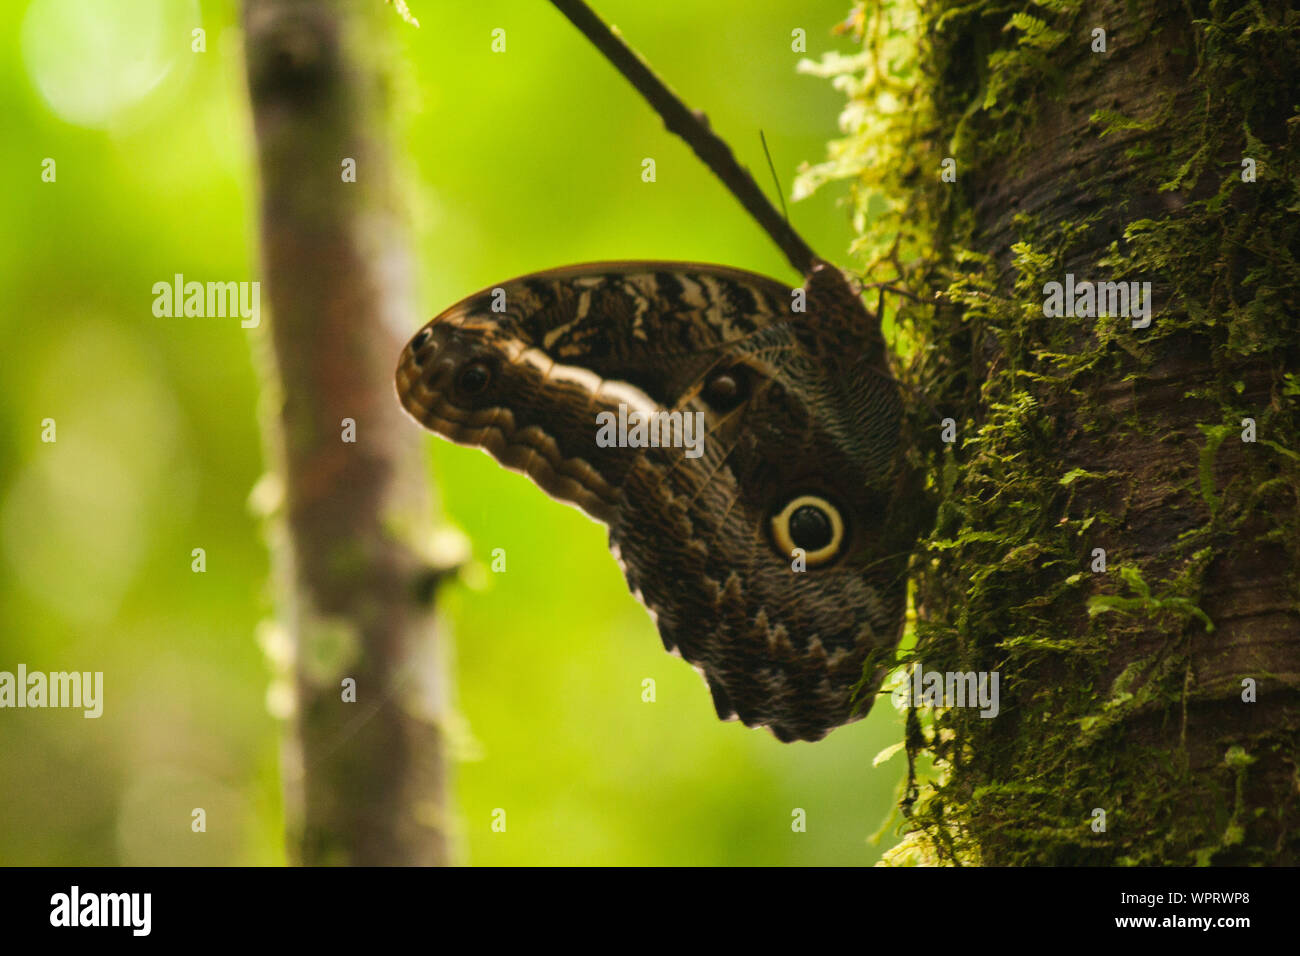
[804,0,1299,864]
[243,0,451,865]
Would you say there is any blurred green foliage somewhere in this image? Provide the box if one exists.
[0,0,905,865]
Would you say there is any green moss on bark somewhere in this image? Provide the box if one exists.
[800,0,1300,865]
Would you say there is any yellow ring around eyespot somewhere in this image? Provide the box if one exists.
[771,494,844,567]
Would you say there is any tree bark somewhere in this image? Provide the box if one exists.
[242,0,451,866]
[807,0,1299,863]
[914,0,1300,865]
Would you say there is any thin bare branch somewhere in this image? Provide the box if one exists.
[548,0,820,277]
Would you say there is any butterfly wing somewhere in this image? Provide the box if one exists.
[396,262,913,741]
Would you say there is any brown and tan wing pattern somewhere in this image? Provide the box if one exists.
[396,261,913,741]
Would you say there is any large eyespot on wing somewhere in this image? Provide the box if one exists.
[770,494,846,567]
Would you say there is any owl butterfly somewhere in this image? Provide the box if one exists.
[395,260,917,742]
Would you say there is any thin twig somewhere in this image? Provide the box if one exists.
[758,130,789,223]
[548,0,820,277]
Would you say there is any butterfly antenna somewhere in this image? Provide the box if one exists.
[759,130,789,224]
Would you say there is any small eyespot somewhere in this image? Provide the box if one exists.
[409,328,432,365]
[455,360,492,395]
[771,494,845,566]
[702,367,748,411]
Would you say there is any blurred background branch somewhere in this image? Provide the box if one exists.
[242,0,450,865]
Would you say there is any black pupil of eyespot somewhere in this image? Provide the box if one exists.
[459,364,489,393]
[411,328,430,349]
[789,505,833,551]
